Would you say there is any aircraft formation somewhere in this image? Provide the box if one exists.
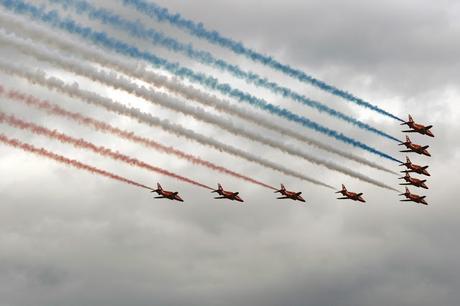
[0,2,437,208]
[151,115,434,205]
[397,115,434,205]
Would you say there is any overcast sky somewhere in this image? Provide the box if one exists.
[0,0,459,305]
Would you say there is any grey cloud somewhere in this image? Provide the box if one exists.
[0,1,459,306]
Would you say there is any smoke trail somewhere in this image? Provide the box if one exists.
[0,112,213,190]
[48,0,397,141]
[0,86,276,190]
[0,11,397,175]
[0,133,152,190]
[0,33,398,189]
[0,62,333,189]
[120,0,403,122]
[0,1,402,162]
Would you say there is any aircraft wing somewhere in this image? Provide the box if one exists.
[277,196,290,199]
[421,145,429,150]
[337,197,349,200]
[154,196,167,199]
[214,196,228,199]
[400,149,413,152]
[423,125,433,130]
[400,199,414,202]
[402,129,417,133]
[357,193,363,197]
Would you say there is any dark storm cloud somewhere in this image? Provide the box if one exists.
[0,1,459,306]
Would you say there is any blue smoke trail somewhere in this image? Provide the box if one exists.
[121,0,404,122]
[48,0,399,142]
[0,0,402,163]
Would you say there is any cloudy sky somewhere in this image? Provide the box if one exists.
[0,0,459,305]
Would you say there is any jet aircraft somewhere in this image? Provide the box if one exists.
[212,183,244,202]
[399,187,428,205]
[151,183,184,202]
[399,156,430,176]
[274,184,305,202]
[401,115,434,137]
[399,172,428,189]
[399,136,431,157]
[336,184,366,202]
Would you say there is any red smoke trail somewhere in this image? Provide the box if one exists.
[0,112,212,190]
[1,87,276,190]
[0,133,151,190]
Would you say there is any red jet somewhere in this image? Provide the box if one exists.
[336,184,366,203]
[399,187,428,205]
[274,184,305,202]
[401,115,434,137]
[399,172,428,189]
[151,183,184,202]
[212,183,244,202]
[399,156,430,176]
[399,136,431,157]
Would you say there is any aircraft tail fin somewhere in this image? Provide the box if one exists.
[151,182,162,193]
[212,183,223,193]
[399,187,410,196]
[336,184,346,193]
[398,156,410,166]
[274,183,285,193]
[400,115,413,125]
[399,172,409,179]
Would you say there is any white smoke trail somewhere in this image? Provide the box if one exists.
[0,85,276,190]
[0,60,333,189]
[0,11,396,175]
[0,111,213,190]
[0,30,397,190]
